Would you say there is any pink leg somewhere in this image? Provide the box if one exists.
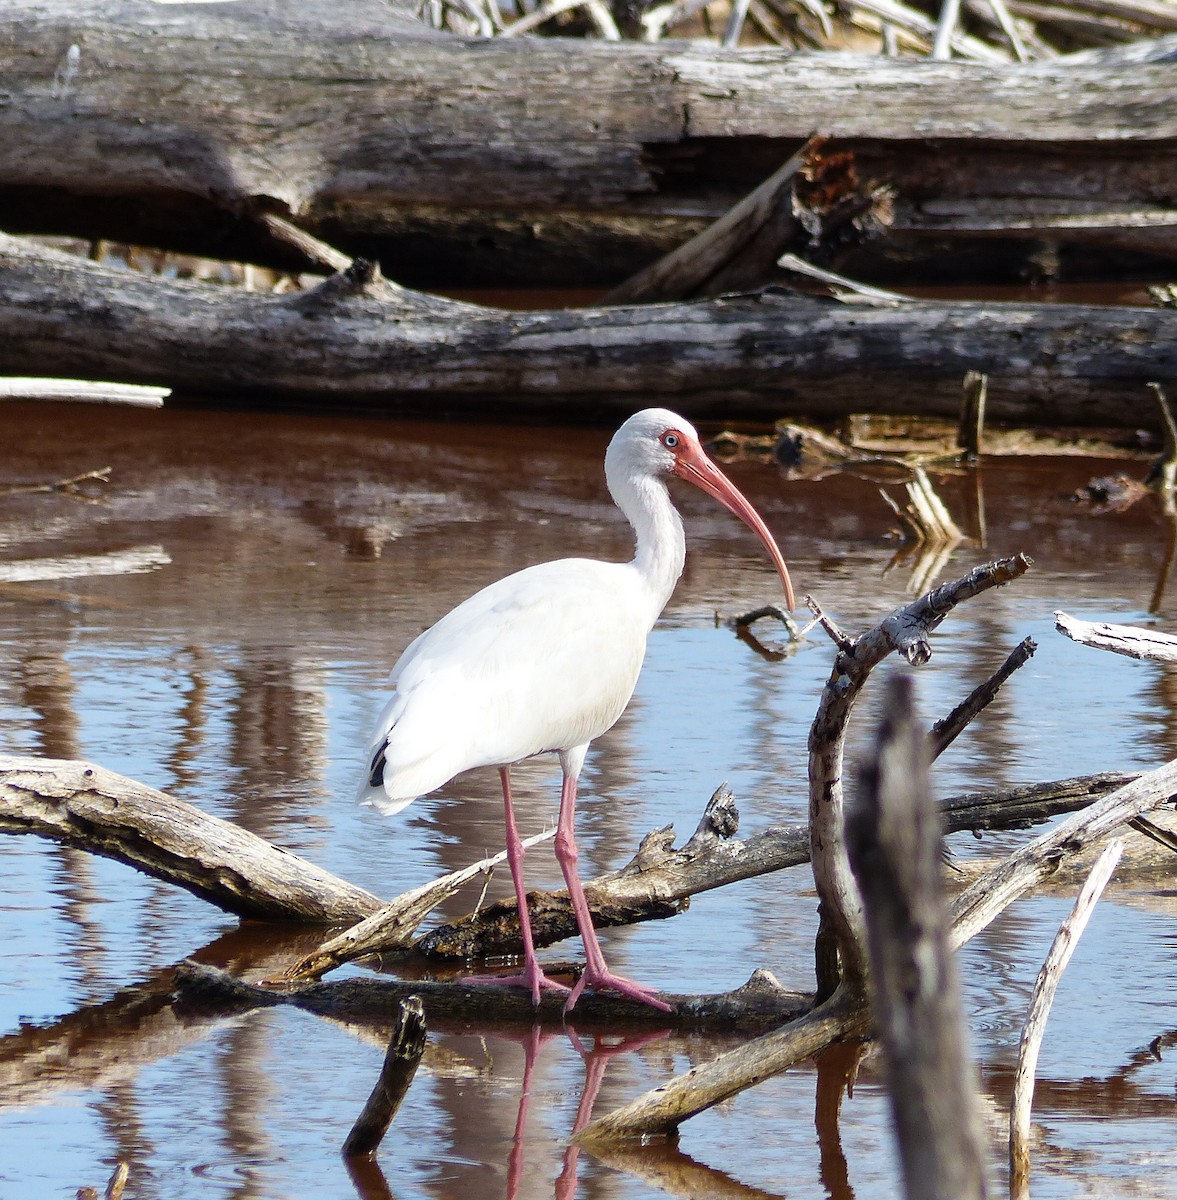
[470,767,570,1006]
[554,767,671,1014]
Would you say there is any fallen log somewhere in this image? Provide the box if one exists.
[0,748,1142,973]
[3,1,1177,287]
[172,960,813,1031]
[0,755,382,922]
[1,234,1174,425]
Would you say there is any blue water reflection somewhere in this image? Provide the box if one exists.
[1,403,1175,1199]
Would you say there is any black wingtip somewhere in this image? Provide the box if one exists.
[368,740,388,789]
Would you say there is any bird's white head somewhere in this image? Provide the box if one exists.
[607,408,796,610]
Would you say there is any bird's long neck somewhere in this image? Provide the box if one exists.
[611,471,687,623]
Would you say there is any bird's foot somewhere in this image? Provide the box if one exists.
[565,968,672,1014]
[464,966,571,1008]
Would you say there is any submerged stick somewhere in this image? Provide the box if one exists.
[849,674,988,1200]
[342,997,428,1159]
[1009,838,1125,1197]
[173,961,811,1032]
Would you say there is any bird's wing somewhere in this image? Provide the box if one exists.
[365,558,651,806]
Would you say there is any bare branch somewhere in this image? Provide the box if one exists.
[1009,838,1125,1196]
[1054,611,1177,661]
[809,554,1032,996]
[950,758,1177,948]
[929,635,1037,758]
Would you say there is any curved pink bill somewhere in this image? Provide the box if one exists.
[673,437,796,612]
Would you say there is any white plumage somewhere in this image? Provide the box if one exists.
[359,408,794,1011]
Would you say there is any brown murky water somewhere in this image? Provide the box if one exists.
[1,401,1175,1199]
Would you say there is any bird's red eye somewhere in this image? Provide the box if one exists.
[661,431,680,449]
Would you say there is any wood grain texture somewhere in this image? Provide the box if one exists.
[1,234,1174,424]
[0,755,382,921]
[1,1,1175,284]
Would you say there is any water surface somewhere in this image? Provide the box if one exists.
[1,402,1175,1199]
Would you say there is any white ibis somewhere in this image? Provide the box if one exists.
[359,408,795,1012]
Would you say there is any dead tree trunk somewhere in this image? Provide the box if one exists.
[1,0,1176,287]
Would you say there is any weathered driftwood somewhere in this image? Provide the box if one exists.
[848,674,989,1200]
[404,771,1131,965]
[2,234,1176,425]
[0,756,381,922]
[808,553,1033,999]
[0,377,167,406]
[1055,611,1177,661]
[341,996,428,1159]
[949,758,1177,946]
[414,785,764,962]
[577,752,1177,1143]
[273,829,555,981]
[1009,837,1125,1198]
[0,744,1138,978]
[930,635,1036,758]
[3,1,1177,287]
[173,960,813,1032]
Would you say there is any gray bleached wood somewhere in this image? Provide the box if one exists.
[1,234,1175,425]
[0,756,382,922]
[849,674,989,1200]
[1009,838,1125,1197]
[808,553,1032,998]
[1054,611,1177,661]
[576,754,1177,1146]
[295,771,1138,976]
[0,748,1135,969]
[0,378,167,406]
[275,829,556,981]
[949,758,1177,947]
[2,3,1177,286]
